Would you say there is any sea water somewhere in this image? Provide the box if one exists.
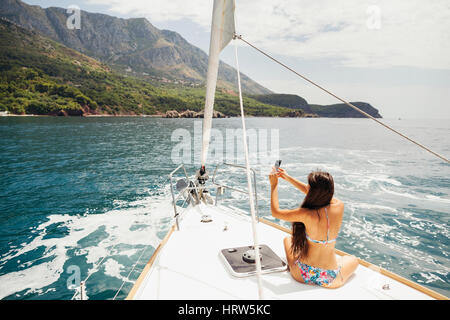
[0,117,448,299]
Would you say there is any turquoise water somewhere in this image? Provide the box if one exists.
[0,116,449,299]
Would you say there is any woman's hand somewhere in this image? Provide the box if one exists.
[276,167,289,180]
[269,168,279,187]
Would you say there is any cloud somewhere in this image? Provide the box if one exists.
[86,0,213,27]
[85,0,450,70]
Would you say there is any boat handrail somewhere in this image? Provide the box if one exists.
[168,162,260,229]
[211,162,259,220]
[168,164,195,230]
[168,163,190,180]
[168,164,217,228]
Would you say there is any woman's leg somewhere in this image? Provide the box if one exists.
[283,236,305,283]
[327,255,359,288]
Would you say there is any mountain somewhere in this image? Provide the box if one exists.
[0,18,295,117]
[0,0,382,118]
[251,93,382,118]
[0,0,271,95]
[250,94,309,109]
[307,102,382,118]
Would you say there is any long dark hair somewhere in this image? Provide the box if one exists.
[291,171,334,260]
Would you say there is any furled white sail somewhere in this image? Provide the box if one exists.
[201,0,235,166]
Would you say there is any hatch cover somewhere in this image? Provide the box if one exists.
[220,244,287,277]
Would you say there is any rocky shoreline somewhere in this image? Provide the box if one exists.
[163,110,226,118]
[0,109,320,118]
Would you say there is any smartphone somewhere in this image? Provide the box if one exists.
[274,160,282,169]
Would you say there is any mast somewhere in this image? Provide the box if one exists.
[201,0,265,300]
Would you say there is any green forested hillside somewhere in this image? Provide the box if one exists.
[0,0,270,95]
[251,94,382,118]
[251,94,309,109]
[0,19,295,117]
[307,103,382,118]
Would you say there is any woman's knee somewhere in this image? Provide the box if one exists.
[347,255,359,270]
[332,255,358,288]
[341,255,359,267]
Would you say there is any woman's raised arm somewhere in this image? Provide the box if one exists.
[277,168,310,194]
[269,171,309,223]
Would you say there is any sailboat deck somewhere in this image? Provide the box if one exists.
[129,204,435,300]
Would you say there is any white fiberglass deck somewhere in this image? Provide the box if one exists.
[130,203,434,300]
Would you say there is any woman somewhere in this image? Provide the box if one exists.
[269,168,358,289]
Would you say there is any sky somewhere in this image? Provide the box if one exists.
[22,0,450,119]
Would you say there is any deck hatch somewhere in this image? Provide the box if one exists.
[220,244,287,277]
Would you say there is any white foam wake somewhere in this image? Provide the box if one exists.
[0,193,174,299]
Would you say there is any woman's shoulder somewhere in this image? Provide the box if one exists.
[330,198,344,212]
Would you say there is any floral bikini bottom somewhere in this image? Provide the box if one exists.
[296,260,341,287]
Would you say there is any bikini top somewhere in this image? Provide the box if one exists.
[305,206,337,245]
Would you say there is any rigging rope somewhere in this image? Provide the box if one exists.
[71,241,121,300]
[234,34,450,164]
[113,244,151,300]
[234,39,264,300]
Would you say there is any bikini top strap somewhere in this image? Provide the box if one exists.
[308,206,336,245]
